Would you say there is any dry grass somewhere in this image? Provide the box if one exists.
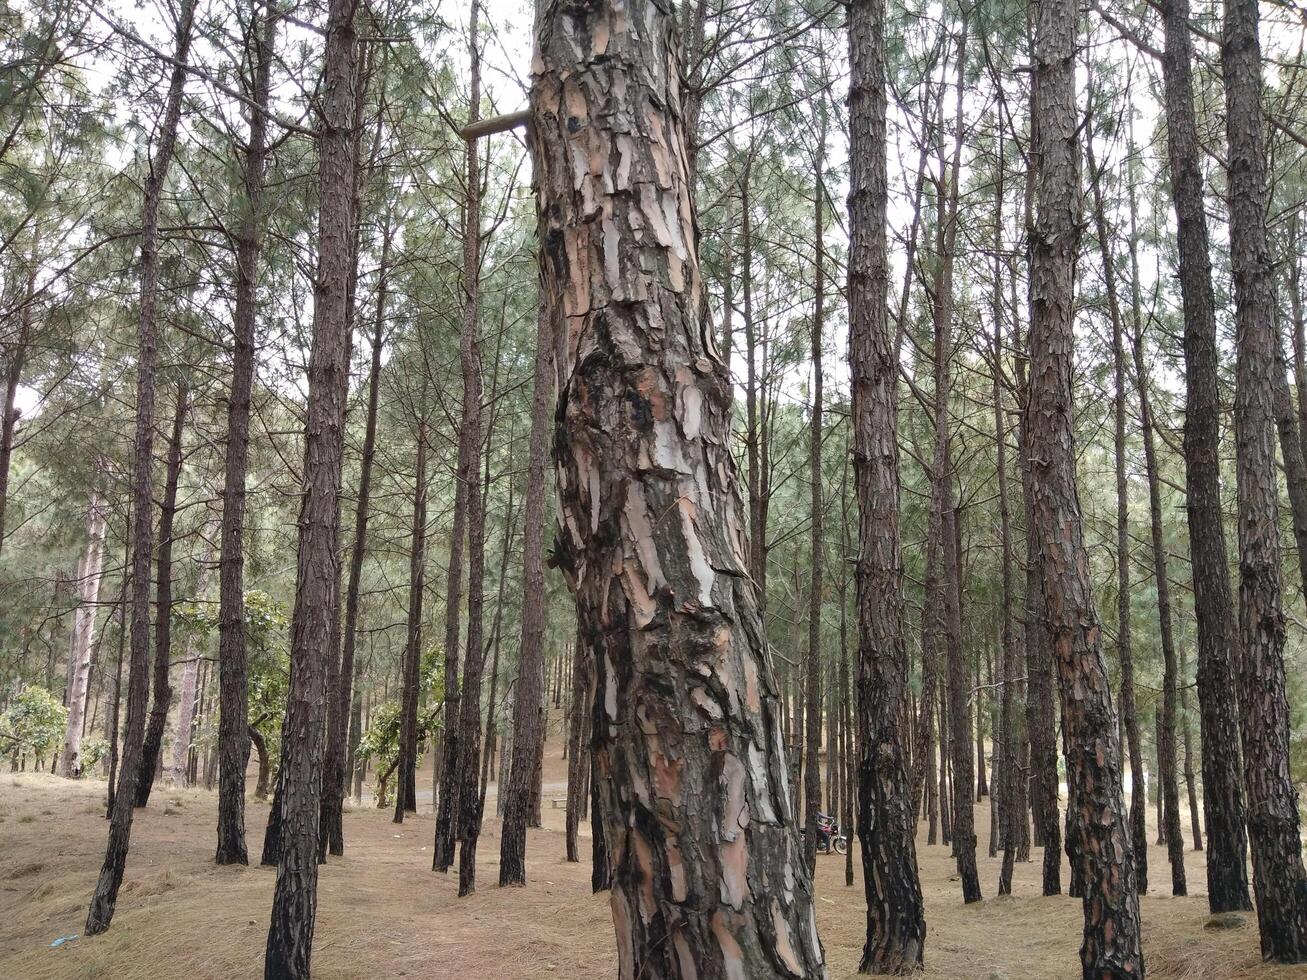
[0,748,1297,980]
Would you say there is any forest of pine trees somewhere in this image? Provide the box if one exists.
[1,0,1306,976]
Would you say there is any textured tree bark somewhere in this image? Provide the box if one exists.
[1085,139,1148,895]
[527,0,827,971]
[262,0,356,971]
[246,725,269,800]
[499,298,554,886]
[216,0,276,867]
[1222,0,1307,958]
[802,132,827,877]
[849,0,927,967]
[394,418,428,822]
[84,0,194,937]
[1158,0,1252,916]
[1025,0,1144,971]
[136,381,188,807]
[61,469,109,777]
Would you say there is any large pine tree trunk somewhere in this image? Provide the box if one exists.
[215,0,276,867]
[61,469,110,776]
[1159,0,1251,916]
[499,298,554,885]
[848,0,927,966]
[1222,0,1307,958]
[1025,0,1143,971]
[84,0,194,937]
[526,0,826,972]
[136,381,188,807]
[262,0,356,971]
[1085,140,1148,895]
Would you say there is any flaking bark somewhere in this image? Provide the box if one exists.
[526,0,828,972]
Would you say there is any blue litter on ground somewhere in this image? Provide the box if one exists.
[50,935,78,948]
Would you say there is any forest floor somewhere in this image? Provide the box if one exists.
[1,741,1299,980]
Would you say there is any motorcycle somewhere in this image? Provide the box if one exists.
[799,817,849,855]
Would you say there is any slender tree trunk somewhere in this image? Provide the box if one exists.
[1159,0,1252,916]
[564,636,587,864]
[499,296,554,886]
[992,220,1022,894]
[1270,334,1307,593]
[1223,0,1307,957]
[105,568,129,811]
[61,469,109,777]
[479,584,507,811]
[84,0,194,936]
[1180,647,1203,852]
[394,418,428,822]
[448,2,489,898]
[802,129,827,876]
[938,670,951,847]
[1085,138,1149,895]
[849,0,927,965]
[262,0,356,971]
[136,381,188,806]
[169,522,217,785]
[1155,704,1166,847]
[1026,0,1144,970]
[1127,308,1186,896]
[0,247,36,561]
[527,0,827,971]
[242,724,266,799]
[216,0,276,867]
[335,222,389,847]
[742,160,769,625]
[432,43,486,874]
[976,654,988,804]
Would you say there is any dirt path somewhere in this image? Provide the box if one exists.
[0,759,1293,980]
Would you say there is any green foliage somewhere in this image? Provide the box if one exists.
[360,646,445,778]
[78,736,108,774]
[0,686,68,759]
[176,589,289,763]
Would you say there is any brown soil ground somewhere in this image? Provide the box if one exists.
[0,742,1297,980]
